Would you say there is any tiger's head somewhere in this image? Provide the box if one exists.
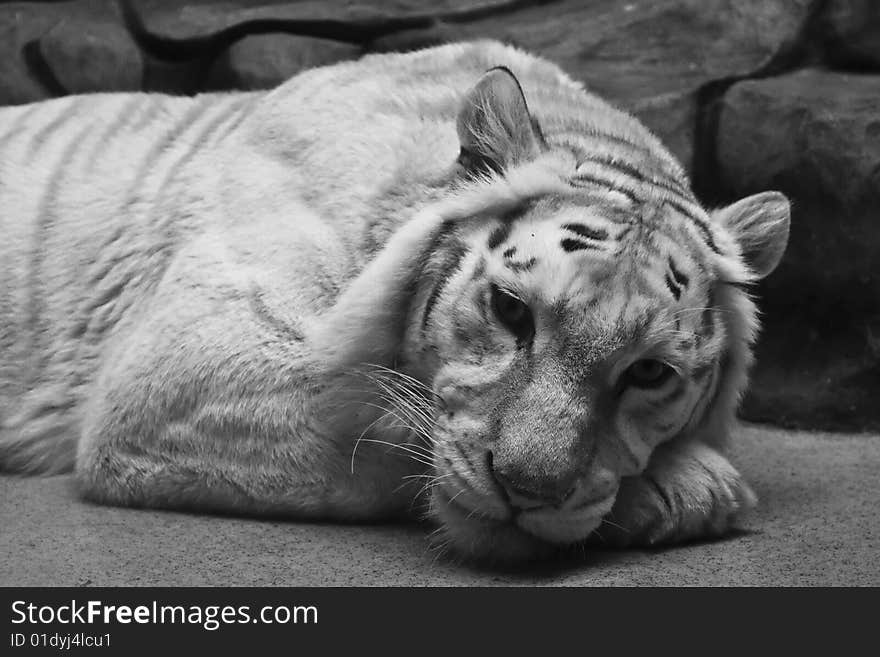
[398,67,790,563]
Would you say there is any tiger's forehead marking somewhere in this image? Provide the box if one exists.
[563,147,722,257]
[478,193,716,315]
[484,194,713,267]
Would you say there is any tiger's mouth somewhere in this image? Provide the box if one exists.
[429,468,616,561]
[429,483,551,563]
[424,414,620,561]
[512,491,616,545]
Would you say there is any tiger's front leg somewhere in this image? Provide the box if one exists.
[596,441,757,547]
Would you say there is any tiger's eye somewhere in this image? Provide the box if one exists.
[490,285,534,344]
[626,359,674,389]
[495,292,526,323]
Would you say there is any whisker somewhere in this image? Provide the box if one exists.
[367,363,439,398]
[398,441,436,457]
[669,306,731,318]
[600,517,629,533]
[363,366,441,422]
[354,438,435,467]
[413,473,455,502]
[402,473,447,481]
[382,418,435,445]
[369,377,437,435]
[352,400,430,444]
[376,394,436,443]
[350,407,398,474]
[447,488,467,506]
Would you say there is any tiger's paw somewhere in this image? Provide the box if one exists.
[594,442,757,548]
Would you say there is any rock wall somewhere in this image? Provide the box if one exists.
[1,0,877,431]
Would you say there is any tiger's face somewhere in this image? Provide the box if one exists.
[397,67,788,562]
[412,196,730,560]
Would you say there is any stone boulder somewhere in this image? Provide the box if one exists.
[0,0,141,104]
[819,0,880,69]
[716,70,880,431]
[204,34,360,91]
[38,17,142,95]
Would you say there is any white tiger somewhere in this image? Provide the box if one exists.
[0,41,789,563]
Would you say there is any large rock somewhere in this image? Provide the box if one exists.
[128,0,546,42]
[0,0,137,104]
[38,18,142,95]
[0,3,75,105]
[716,69,880,431]
[204,34,360,91]
[0,23,46,105]
[819,0,880,69]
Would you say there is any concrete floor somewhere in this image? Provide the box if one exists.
[1,425,877,586]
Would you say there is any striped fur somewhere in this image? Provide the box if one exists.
[0,41,788,564]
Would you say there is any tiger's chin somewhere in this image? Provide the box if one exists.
[429,487,607,565]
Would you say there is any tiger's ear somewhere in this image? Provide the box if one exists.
[714,191,791,279]
[456,67,545,176]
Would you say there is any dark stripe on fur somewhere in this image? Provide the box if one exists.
[487,221,513,250]
[471,256,486,280]
[144,99,255,283]
[569,164,718,255]
[665,198,721,254]
[0,103,42,149]
[24,97,81,165]
[85,97,144,174]
[561,238,601,253]
[570,174,639,205]
[665,273,682,300]
[249,287,304,341]
[154,97,252,199]
[421,238,470,332]
[562,223,608,242]
[475,288,489,322]
[26,119,95,381]
[558,130,655,161]
[506,257,537,272]
[215,95,258,142]
[581,155,693,199]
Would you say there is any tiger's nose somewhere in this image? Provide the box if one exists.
[492,467,578,509]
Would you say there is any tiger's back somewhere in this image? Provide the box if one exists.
[0,91,257,468]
